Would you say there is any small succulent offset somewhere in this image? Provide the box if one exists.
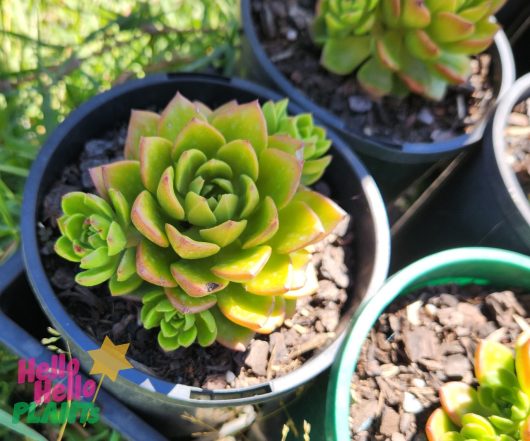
[313,0,505,99]
[426,331,530,441]
[55,92,346,352]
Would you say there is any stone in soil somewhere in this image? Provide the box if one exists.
[350,285,530,440]
[38,127,355,389]
[252,0,497,145]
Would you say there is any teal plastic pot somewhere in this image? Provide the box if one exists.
[326,247,530,441]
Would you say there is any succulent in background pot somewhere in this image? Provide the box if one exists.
[22,74,390,437]
[240,0,516,201]
[326,247,530,440]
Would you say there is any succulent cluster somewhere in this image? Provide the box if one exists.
[55,92,346,351]
[313,0,505,99]
[426,331,530,441]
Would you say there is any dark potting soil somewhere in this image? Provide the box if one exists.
[252,0,497,145]
[350,284,530,440]
[38,127,354,388]
[506,98,530,200]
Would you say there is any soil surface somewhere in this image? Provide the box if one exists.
[252,0,497,145]
[38,127,354,388]
[350,284,530,440]
[505,98,530,200]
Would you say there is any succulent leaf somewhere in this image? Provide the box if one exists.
[124,110,160,160]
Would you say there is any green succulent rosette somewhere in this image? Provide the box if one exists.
[58,92,346,351]
[314,0,505,99]
[426,332,530,441]
[55,190,143,295]
[262,99,332,185]
[141,288,217,351]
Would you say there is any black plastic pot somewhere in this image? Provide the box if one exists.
[0,251,167,441]
[21,73,390,439]
[240,0,516,202]
[391,73,530,272]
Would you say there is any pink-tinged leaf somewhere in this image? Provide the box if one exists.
[429,12,474,43]
[401,0,431,28]
[321,36,372,75]
[166,223,220,259]
[257,148,302,209]
[404,30,440,61]
[255,296,285,334]
[433,53,471,85]
[172,118,225,160]
[358,57,394,98]
[80,246,110,270]
[211,101,268,155]
[376,31,403,72]
[139,136,172,193]
[175,149,207,193]
[88,214,110,239]
[244,252,291,295]
[217,284,275,331]
[269,201,325,254]
[83,193,114,219]
[62,192,91,216]
[302,156,332,185]
[136,239,178,287]
[184,192,217,228]
[284,263,319,299]
[165,287,217,314]
[75,256,120,287]
[101,160,143,205]
[158,92,206,141]
[238,175,259,218]
[89,166,108,200]
[211,306,254,352]
[54,236,81,262]
[241,196,279,249]
[211,245,272,282]
[156,166,185,221]
[170,260,228,297]
[287,250,311,290]
[216,140,259,181]
[293,189,347,237]
[194,101,212,118]
[131,191,169,248]
[199,220,247,247]
[109,273,143,296]
[116,247,136,282]
[425,408,458,441]
[267,134,304,156]
[516,331,530,395]
[124,110,160,160]
[108,189,130,227]
[442,36,493,55]
[106,221,127,256]
[72,240,90,258]
[439,382,481,426]
[208,100,238,122]
[474,339,514,385]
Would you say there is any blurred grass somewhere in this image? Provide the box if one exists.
[0,0,240,262]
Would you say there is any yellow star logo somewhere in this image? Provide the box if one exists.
[87,336,133,381]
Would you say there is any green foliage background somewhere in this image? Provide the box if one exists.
[0,0,240,261]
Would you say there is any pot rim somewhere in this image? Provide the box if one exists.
[241,0,516,156]
[21,72,390,407]
[326,247,530,441]
[491,73,530,230]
